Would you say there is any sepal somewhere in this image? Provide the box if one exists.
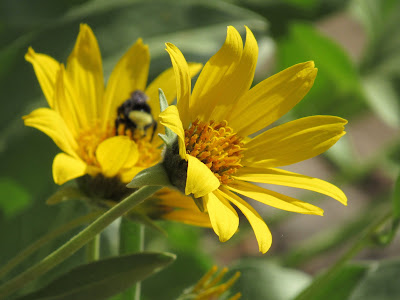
[127,163,171,189]
[158,88,177,147]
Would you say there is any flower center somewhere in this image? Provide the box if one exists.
[132,132,162,168]
[114,90,161,169]
[184,119,244,184]
[77,121,114,167]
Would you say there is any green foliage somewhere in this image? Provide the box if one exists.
[301,264,369,300]
[229,259,311,300]
[0,177,31,218]
[17,252,175,300]
[349,259,400,300]
[232,0,348,37]
[393,173,400,220]
[277,22,364,119]
[1,0,400,299]
[46,184,89,205]
[142,223,212,299]
[351,0,400,127]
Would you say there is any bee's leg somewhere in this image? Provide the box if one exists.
[115,118,120,135]
[150,120,157,142]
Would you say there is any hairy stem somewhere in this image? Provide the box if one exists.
[0,211,101,280]
[0,186,161,299]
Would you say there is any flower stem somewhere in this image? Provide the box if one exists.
[0,185,161,299]
[118,218,145,300]
[0,211,101,280]
[86,234,100,262]
[135,225,145,300]
[293,210,392,300]
[281,202,387,268]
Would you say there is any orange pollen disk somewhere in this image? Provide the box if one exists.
[184,119,244,184]
[116,126,161,169]
[77,121,114,167]
[78,121,161,171]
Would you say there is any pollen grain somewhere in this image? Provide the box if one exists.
[185,119,244,184]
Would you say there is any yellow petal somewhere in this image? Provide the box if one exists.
[205,191,239,242]
[227,180,324,215]
[53,65,81,137]
[219,187,272,253]
[66,24,104,122]
[23,108,78,158]
[163,210,212,228]
[186,155,220,198]
[156,188,200,210]
[53,153,87,185]
[96,136,139,178]
[235,167,347,205]
[190,26,243,122]
[165,43,192,128]
[103,38,150,123]
[228,62,318,137]
[210,26,259,122]
[146,63,203,130]
[25,47,60,108]
[243,116,347,168]
[159,105,186,159]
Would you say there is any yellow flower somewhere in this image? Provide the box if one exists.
[179,266,241,300]
[23,24,202,189]
[159,26,347,253]
[133,188,212,228]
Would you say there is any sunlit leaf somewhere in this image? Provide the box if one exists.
[351,0,400,76]
[362,75,400,128]
[351,0,400,127]
[277,22,364,119]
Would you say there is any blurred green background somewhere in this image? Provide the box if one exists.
[0,0,399,299]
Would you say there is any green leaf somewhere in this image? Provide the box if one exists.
[302,264,369,300]
[350,0,400,127]
[60,0,268,76]
[277,22,364,119]
[142,223,211,300]
[229,259,311,300]
[159,88,169,113]
[142,250,210,300]
[349,259,400,300]
[0,177,31,218]
[371,173,400,246]
[17,252,176,300]
[351,0,400,76]
[158,88,176,146]
[362,75,400,128]
[233,0,348,37]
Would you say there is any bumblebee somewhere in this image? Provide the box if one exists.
[115,90,157,141]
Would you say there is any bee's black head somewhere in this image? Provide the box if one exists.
[130,90,150,113]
